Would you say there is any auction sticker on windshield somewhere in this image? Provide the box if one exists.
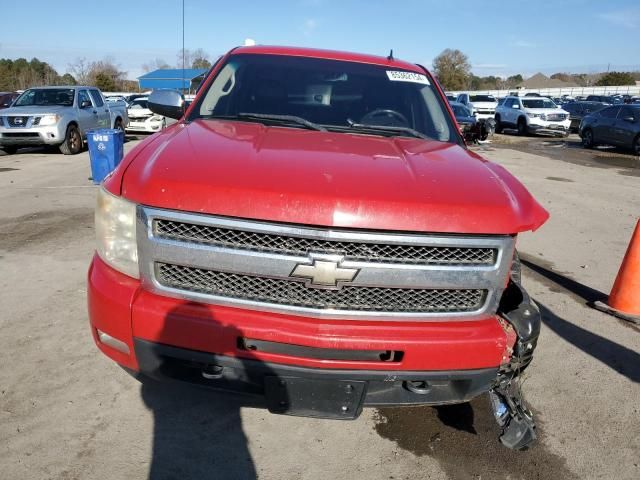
[386,71,430,85]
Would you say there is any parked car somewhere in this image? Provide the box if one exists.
[105,95,130,107]
[456,93,498,120]
[445,93,457,102]
[495,96,570,136]
[0,86,128,155]
[561,101,608,132]
[580,104,640,154]
[88,45,548,450]
[0,92,19,109]
[585,95,624,105]
[450,102,494,143]
[523,92,542,97]
[126,97,166,133]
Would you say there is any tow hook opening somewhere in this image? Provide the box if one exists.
[404,380,430,395]
[201,365,224,380]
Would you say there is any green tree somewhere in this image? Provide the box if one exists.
[94,72,116,91]
[432,49,471,91]
[59,73,77,85]
[595,71,635,86]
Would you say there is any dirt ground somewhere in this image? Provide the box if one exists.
[0,133,638,480]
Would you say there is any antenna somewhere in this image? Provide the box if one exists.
[387,49,394,61]
[182,0,185,93]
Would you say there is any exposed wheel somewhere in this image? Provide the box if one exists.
[59,124,82,155]
[494,115,503,134]
[517,118,528,136]
[582,129,594,149]
[633,134,640,155]
[1,145,18,155]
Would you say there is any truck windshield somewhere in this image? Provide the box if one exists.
[470,95,495,102]
[14,88,75,107]
[522,99,556,109]
[193,54,457,143]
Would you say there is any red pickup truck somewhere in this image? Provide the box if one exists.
[88,46,548,449]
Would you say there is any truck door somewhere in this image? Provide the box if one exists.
[77,89,100,133]
[88,90,111,128]
[613,106,638,147]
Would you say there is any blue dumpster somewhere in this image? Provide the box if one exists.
[86,128,124,184]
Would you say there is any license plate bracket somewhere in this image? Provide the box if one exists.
[265,376,366,419]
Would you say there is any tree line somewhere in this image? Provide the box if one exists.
[0,48,215,93]
[432,48,638,91]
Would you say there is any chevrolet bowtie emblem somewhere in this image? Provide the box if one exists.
[291,256,359,289]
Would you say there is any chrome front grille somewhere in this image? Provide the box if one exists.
[546,113,567,121]
[138,207,515,320]
[7,116,30,127]
[155,219,496,266]
[156,262,487,313]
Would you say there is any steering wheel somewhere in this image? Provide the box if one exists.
[360,109,409,127]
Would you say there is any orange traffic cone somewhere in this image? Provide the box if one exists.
[593,219,640,325]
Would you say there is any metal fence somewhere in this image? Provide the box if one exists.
[448,85,640,98]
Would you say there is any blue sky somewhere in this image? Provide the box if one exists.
[1,0,639,80]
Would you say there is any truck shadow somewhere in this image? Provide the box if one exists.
[139,302,280,480]
[375,395,579,480]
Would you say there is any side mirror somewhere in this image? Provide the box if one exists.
[80,100,92,108]
[148,89,185,120]
[622,116,635,123]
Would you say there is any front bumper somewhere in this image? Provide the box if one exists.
[135,337,497,416]
[527,118,570,135]
[0,124,65,145]
[126,118,163,133]
[88,254,520,412]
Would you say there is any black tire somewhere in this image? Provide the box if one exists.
[517,117,528,136]
[582,128,594,149]
[161,118,167,129]
[1,145,18,155]
[495,115,503,134]
[59,124,82,155]
[633,134,640,156]
[114,118,125,134]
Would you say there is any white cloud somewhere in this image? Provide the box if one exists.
[513,40,536,48]
[598,7,640,28]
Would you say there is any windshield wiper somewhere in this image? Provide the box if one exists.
[344,122,430,140]
[220,112,327,131]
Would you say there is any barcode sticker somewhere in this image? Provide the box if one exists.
[386,71,430,85]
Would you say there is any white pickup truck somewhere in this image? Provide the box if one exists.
[0,86,128,155]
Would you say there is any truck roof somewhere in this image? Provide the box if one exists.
[23,85,94,89]
[230,45,425,74]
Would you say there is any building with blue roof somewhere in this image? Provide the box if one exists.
[137,68,209,93]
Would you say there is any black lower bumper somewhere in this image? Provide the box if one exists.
[134,338,498,419]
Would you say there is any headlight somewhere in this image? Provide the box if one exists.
[95,187,139,278]
[150,115,164,122]
[39,114,61,126]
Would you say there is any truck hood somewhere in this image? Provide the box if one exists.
[119,119,548,234]
[0,105,70,115]
[525,108,568,115]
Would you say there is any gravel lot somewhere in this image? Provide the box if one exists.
[0,133,638,480]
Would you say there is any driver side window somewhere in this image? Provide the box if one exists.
[78,90,92,108]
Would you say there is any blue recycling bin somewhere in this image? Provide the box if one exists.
[86,128,124,184]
